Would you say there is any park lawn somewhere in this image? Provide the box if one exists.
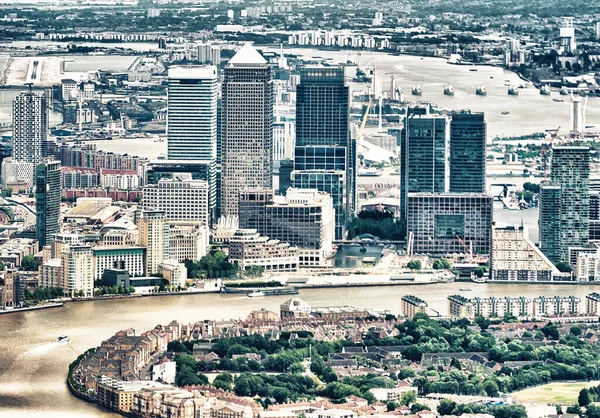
[512,381,600,405]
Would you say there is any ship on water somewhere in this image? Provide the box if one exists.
[475,85,487,96]
[540,85,551,95]
[411,85,422,96]
[508,86,519,96]
[443,85,455,96]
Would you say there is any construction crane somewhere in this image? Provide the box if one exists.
[542,126,560,179]
[489,183,515,201]
[406,232,414,258]
[356,99,373,143]
[455,235,473,262]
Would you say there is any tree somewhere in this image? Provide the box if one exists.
[474,266,487,278]
[432,258,451,270]
[570,326,582,337]
[587,405,600,418]
[566,405,581,415]
[0,260,5,271]
[400,390,417,406]
[213,373,234,391]
[578,388,593,406]
[406,260,422,271]
[410,403,430,413]
[21,254,40,271]
[437,399,456,415]
[555,261,572,273]
[387,401,399,411]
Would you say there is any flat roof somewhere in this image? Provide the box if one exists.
[168,66,217,80]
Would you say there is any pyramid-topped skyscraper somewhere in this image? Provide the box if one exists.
[221,43,273,218]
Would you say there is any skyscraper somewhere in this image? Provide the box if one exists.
[167,66,218,161]
[539,146,590,263]
[400,115,449,221]
[449,112,486,193]
[35,159,61,247]
[12,92,48,164]
[292,66,354,239]
[167,66,218,222]
[138,209,169,275]
[221,43,273,218]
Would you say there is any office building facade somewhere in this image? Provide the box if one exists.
[406,193,493,256]
[400,115,450,221]
[221,43,273,217]
[35,160,61,247]
[142,176,210,225]
[449,112,486,193]
[239,188,334,266]
[12,92,48,164]
[293,67,353,239]
[166,66,218,223]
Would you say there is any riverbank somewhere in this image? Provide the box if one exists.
[0,301,63,315]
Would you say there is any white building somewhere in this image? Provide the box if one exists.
[138,209,168,275]
[168,222,210,262]
[62,245,94,297]
[100,171,140,190]
[533,296,581,316]
[142,176,210,225]
[152,361,176,384]
[159,259,187,288]
[61,79,78,101]
[92,246,146,280]
[1,158,34,189]
[273,121,295,164]
[280,297,312,318]
[228,229,299,272]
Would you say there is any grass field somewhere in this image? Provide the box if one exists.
[512,381,600,404]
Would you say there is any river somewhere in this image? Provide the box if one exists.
[1,283,599,417]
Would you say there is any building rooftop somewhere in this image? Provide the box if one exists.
[228,43,267,65]
[168,66,217,80]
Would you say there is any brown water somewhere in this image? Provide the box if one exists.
[1,284,599,417]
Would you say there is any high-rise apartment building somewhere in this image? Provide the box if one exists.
[12,92,48,164]
[539,146,590,263]
[221,43,273,218]
[292,67,354,239]
[138,209,169,275]
[449,112,486,193]
[167,66,218,222]
[62,245,94,297]
[239,188,334,266]
[400,115,450,221]
[142,175,210,225]
[35,159,61,247]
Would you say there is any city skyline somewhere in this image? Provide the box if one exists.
[2,4,600,417]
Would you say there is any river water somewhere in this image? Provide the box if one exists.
[1,283,600,417]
